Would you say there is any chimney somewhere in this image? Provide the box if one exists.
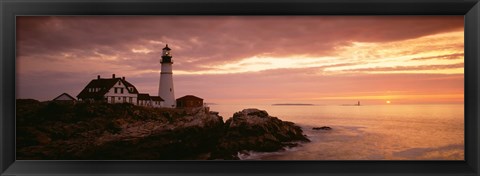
[112,74,115,78]
[97,75,100,79]
[122,76,125,80]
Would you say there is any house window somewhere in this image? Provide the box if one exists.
[118,81,121,85]
[170,88,172,92]
[123,97,126,103]
[129,97,132,103]
[111,97,115,103]
[118,97,121,100]
[114,88,118,94]
[121,88,124,94]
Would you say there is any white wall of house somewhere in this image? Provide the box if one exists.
[104,80,138,105]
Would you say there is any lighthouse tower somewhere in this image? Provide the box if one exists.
[158,44,175,108]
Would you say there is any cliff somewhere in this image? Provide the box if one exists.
[16,100,309,160]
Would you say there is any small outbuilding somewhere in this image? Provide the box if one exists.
[136,94,164,108]
[53,93,76,103]
[137,93,152,106]
[176,95,203,108]
[150,96,164,108]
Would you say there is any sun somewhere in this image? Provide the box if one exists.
[386,100,391,104]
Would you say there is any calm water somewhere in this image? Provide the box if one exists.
[209,104,464,160]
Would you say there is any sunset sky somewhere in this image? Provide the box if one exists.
[16,16,464,105]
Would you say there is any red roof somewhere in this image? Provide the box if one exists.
[176,95,203,101]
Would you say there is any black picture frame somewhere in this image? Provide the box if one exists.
[1,0,479,175]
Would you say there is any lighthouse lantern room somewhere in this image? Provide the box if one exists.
[161,44,172,62]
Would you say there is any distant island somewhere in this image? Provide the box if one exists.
[341,101,362,106]
[272,103,314,106]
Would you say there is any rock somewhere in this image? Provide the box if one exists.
[35,131,52,145]
[312,126,332,130]
[85,107,225,160]
[211,108,310,159]
[17,101,311,160]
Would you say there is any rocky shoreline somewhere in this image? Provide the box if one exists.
[212,109,309,159]
[16,99,310,160]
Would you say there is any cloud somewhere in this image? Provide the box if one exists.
[410,53,464,61]
[15,16,465,103]
[170,67,464,104]
[17,16,463,72]
[342,63,464,72]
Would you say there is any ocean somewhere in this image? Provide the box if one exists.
[209,104,464,160]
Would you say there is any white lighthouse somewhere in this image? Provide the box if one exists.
[158,44,175,108]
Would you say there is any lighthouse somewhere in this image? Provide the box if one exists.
[158,44,175,108]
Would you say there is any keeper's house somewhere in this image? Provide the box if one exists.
[77,74,141,105]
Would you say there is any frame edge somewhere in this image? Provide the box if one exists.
[1,0,17,174]
[1,0,480,176]
[465,1,480,174]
